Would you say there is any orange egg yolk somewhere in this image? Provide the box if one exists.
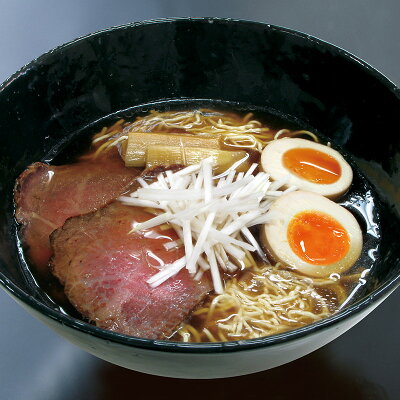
[287,211,350,265]
[282,147,341,184]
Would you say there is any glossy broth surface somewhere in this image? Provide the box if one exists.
[16,100,382,341]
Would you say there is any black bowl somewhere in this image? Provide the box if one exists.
[0,18,399,378]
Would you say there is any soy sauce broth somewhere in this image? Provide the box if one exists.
[16,99,382,340]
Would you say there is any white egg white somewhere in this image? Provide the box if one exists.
[260,190,363,277]
[261,138,353,199]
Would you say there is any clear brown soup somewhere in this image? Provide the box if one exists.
[18,106,380,343]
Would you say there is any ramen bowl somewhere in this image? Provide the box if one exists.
[0,18,399,379]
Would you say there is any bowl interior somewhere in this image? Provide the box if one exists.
[0,18,399,351]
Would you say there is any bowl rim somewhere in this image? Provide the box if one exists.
[1,17,400,354]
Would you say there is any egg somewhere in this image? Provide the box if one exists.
[260,190,362,277]
[261,138,353,198]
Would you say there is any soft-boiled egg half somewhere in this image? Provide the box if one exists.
[261,191,362,278]
[261,138,353,198]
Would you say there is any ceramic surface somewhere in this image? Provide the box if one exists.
[0,18,399,378]
[9,290,391,378]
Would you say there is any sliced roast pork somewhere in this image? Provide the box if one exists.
[15,151,138,270]
[50,203,212,339]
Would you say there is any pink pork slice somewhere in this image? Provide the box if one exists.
[14,151,138,270]
[50,203,212,339]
